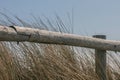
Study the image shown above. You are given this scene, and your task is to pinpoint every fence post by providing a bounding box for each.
[93,35,107,80]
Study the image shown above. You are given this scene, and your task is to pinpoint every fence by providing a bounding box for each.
[0,25,120,80]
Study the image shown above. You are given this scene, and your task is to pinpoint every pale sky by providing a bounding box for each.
[0,0,120,40]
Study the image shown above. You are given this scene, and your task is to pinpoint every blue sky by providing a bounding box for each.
[0,0,120,40]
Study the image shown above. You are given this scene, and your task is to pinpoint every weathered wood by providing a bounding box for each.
[0,25,120,52]
[93,35,107,80]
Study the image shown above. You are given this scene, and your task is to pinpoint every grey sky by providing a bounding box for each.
[0,0,120,40]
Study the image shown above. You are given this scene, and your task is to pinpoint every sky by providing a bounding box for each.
[0,0,120,40]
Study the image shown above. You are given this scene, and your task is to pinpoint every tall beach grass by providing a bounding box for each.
[0,13,120,80]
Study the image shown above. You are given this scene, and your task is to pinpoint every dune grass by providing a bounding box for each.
[0,13,120,80]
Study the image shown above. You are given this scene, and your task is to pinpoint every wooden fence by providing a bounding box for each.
[0,25,120,80]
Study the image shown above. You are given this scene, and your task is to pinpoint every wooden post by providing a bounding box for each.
[93,35,107,80]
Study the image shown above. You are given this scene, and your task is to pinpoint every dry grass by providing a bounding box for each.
[0,42,99,80]
[0,13,120,80]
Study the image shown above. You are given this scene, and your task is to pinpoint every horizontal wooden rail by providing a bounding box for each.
[0,25,120,52]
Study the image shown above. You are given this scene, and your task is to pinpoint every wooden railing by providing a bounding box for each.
[0,25,120,80]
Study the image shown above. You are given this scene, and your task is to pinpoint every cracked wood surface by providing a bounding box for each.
[0,25,120,52]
